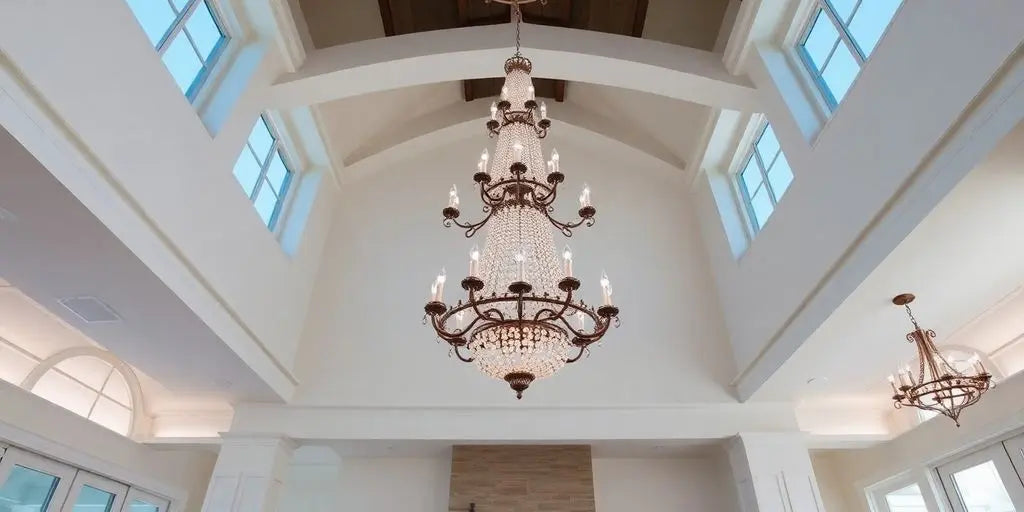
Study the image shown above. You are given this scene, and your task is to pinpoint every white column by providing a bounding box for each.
[202,436,296,512]
[727,432,826,512]
[279,446,341,512]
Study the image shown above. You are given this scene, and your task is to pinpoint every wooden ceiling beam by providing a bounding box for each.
[378,0,396,36]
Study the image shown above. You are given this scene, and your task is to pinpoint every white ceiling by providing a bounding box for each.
[0,127,276,404]
[317,80,709,174]
[756,121,1024,403]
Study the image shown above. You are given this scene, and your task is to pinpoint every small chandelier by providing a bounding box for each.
[422,3,620,399]
[886,293,991,426]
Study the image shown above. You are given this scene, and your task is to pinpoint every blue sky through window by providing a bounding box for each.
[233,117,294,229]
[799,0,902,108]
[125,0,227,100]
[738,123,794,232]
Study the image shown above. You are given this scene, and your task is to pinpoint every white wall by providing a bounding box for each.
[291,122,736,406]
[0,381,216,511]
[696,0,1024,395]
[335,457,452,512]
[593,456,740,512]
[0,0,336,395]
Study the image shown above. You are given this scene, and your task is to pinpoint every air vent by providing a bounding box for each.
[58,296,122,323]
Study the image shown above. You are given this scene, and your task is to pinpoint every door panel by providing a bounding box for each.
[61,471,127,512]
[121,488,170,512]
[0,447,75,512]
[938,444,1024,512]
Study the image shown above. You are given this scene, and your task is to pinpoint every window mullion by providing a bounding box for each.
[829,0,868,63]
[753,150,778,207]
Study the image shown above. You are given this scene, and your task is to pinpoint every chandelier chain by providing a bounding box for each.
[513,2,522,56]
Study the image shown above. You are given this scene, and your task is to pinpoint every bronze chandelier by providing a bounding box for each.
[423,4,620,399]
[887,293,991,426]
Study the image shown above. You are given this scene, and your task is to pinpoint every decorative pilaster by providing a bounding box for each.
[727,432,826,512]
[201,436,296,512]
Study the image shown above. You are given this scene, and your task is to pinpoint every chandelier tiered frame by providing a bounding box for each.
[422,46,620,398]
[887,293,992,427]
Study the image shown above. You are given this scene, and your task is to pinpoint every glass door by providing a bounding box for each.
[120,489,170,512]
[937,444,1024,512]
[0,447,75,512]
[61,471,127,512]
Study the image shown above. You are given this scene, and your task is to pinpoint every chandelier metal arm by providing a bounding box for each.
[565,346,587,364]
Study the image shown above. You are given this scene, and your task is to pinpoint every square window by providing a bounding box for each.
[798,0,902,110]
[801,9,840,72]
[766,152,794,199]
[826,0,857,24]
[848,0,902,57]
[160,31,203,94]
[750,187,774,229]
[248,118,275,164]
[126,0,176,47]
[821,41,861,104]
[254,183,280,226]
[740,156,763,193]
[185,1,224,62]
[755,125,781,165]
[266,151,290,194]
[233,150,262,197]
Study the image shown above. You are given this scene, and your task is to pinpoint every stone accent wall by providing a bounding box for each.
[449,445,596,512]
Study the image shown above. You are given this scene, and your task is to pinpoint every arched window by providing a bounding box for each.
[21,348,146,438]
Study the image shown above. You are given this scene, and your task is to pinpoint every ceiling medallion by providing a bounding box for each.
[886,293,991,426]
[422,3,620,399]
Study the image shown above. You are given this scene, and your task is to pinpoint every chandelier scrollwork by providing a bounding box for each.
[886,293,992,426]
[422,2,620,399]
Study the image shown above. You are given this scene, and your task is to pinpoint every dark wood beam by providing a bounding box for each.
[463,79,475,102]
[631,0,649,38]
[378,0,396,36]
[553,79,566,102]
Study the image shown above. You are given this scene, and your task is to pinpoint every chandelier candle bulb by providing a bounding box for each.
[562,245,573,277]
[600,271,612,306]
[551,149,559,170]
[577,310,585,330]
[527,85,535,100]
[540,102,548,120]
[512,141,524,163]
[469,245,481,276]
[579,184,592,208]
[501,86,509,100]
[887,374,898,393]
[481,148,489,163]
[490,102,498,121]
[449,185,459,208]
[514,250,526,282]
[547,160,554,174]
[435,268,447,302]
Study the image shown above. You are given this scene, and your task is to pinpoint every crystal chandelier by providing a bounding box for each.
[422,3,620,399]
[886,294,991,426]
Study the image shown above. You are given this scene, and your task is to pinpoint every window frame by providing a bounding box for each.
[796,0,903,111]
[236,114,297,231]
[148,0,230,101]
[868,472,942,512]
[735,121,789,233]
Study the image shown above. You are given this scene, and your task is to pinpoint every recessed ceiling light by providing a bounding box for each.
[58,296,121,323]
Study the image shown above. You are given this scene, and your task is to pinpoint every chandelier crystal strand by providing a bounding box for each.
[886,293,991,426]
[423,3,619,398]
